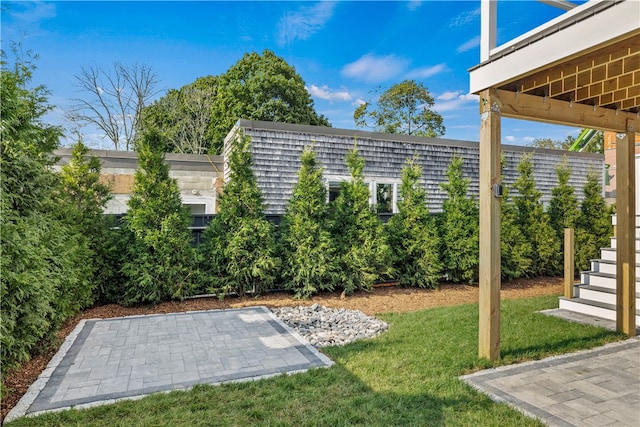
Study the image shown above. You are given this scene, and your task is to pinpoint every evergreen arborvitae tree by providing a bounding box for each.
[386,157,441,287]
[500,155,532,280]
[329,146,391,294]
[1,51,97,373]
[575,170,613,272]
[56,140,113,308]
[279,146,337,298]
[200,131,279,296]
[548,157,579,240]
[122,130,196,305]
[547,158,580,276]
[439,156,478,283]
[512,154,560,276]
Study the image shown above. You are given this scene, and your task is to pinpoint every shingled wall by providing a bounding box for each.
[225,120,604,215]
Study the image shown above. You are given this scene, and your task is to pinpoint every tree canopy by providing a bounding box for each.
[354,79,445,137]
[141,76,217,154]
[143,50,330,154]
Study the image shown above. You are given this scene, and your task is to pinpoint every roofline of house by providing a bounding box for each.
[235,119,604,159]
[54,148,225,172]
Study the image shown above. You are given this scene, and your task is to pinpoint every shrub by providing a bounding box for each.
[329,146,391,294]
[55,140,113,307]
[512,154,560,276]
[500,155,532,280]
[439,155,478,283]
[199,130,279,296]
[0,50,86,374]
[121,130,196,305]
[387,157,441,287]
[548,157,579,240]
[279,146,337,299]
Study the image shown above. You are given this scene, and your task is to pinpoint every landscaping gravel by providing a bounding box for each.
[271,303,389,347]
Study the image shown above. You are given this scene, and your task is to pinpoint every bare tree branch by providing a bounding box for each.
[67,62,159,150]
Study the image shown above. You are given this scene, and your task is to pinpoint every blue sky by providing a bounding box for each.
[2,1,586,148]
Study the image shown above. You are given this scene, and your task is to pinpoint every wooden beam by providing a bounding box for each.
[564,228,575,299]
[616,123,637,336]
[478,89,502,361]
[496,89,640,132]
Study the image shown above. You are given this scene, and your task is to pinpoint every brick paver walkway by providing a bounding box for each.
[6,306,332,422]
[462,336,640,426]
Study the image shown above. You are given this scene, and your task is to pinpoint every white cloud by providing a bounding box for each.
[434,91,478,112]
[277,2,336,46]
[342,54,408,83]
[505,136,517,142]
[437,91,462,101]
[354,98,367,106]
[457,36,480,53]
[407,1,422,11]
[306,84,352,102]
[523,136,536,143]
[449,7,481,27]
[405,63,447,79]
[11,1,56,23]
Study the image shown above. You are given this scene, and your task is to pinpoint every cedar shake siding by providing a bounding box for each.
[227,120,604,216]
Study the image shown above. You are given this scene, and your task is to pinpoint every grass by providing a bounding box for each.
[7,295,625,426]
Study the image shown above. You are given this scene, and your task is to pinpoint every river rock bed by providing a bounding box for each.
[271,303,389,347]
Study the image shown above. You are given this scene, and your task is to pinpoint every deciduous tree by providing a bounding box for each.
[141,76,217,154]
[354,79,444,137]
[209,50,330,153]
[68,62,159,151]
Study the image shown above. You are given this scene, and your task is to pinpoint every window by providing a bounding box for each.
[376,183,393,213]
[328,181,342,202]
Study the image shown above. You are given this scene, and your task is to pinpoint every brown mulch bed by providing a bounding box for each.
[0,276,562,421]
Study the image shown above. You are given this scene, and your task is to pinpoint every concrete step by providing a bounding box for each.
[591,259,640,276]
[610,237,640,250]
[574,284,640,306]
[559,297,640,324]
[580,271,640,290]
[600,248,640,263]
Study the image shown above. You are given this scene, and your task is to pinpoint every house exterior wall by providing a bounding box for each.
[54,148,224,215]
[227,120,605,215]
[602,131,640,202]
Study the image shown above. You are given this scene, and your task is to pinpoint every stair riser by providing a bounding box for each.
[593,262,640,276]
[580,274,639,290]
[610,214,640,227]
[600,250,640,263]
[559,298,640,324]
[610,238,640,250]
[576,288,640,306]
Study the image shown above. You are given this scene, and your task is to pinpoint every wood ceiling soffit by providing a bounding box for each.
[500,35,640,114]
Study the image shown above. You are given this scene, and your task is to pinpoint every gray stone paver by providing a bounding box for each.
[5,306,333,423]
[462,311,640,427]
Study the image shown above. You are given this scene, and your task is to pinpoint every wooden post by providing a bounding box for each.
[480,0,497,62]
[564,228,574,299]
[615,124,636,336]
[478,89,502,360]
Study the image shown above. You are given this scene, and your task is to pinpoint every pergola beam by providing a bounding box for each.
[496,89,640,132]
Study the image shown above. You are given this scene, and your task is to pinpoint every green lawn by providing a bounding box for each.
[7,295,625,426]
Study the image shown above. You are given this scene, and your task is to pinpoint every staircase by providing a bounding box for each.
[559,215,640,324]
